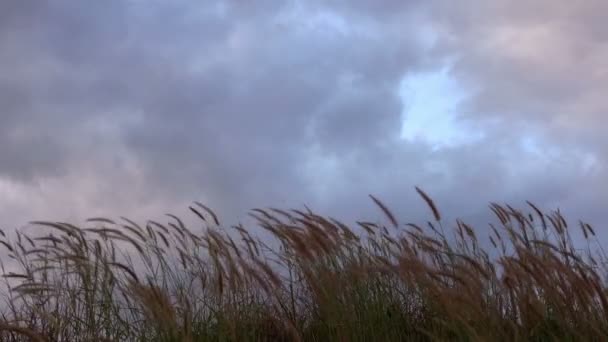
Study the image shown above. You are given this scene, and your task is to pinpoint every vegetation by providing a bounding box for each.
[0,187,606,341]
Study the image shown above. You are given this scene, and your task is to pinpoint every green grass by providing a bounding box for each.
[0,188,606,341]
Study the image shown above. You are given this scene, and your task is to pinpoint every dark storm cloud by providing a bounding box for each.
[108,1,434,220]
[0,0,606,236]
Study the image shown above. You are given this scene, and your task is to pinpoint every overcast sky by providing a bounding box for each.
[1,1,606,234]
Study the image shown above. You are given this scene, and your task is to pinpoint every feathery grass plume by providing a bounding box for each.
[0,322,48,342]
[415,186,441,221]
[193,201,220,226]
[0,192,607,340]
[369,194,399,228]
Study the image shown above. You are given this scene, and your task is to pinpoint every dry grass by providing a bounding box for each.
[0,188,605,341]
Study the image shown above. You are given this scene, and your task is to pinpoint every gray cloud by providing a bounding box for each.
[0,1,605,239]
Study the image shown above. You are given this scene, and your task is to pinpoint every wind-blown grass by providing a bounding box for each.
[0,189,606,341]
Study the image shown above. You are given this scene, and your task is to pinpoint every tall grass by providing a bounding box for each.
[0,188,606,341]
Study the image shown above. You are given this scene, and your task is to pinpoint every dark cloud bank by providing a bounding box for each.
[0,1,606,238]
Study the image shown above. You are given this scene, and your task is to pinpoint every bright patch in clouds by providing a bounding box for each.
[400,66,482,150]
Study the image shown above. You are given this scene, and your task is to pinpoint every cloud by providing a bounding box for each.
[0,0,605,238]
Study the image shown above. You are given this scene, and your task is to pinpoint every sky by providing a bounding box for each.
[0,1,607,236]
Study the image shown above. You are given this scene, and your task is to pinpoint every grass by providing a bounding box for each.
[0,187,606,341]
